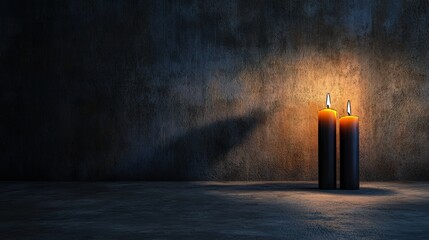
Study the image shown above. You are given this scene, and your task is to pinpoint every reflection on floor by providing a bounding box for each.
[1,182,428,239]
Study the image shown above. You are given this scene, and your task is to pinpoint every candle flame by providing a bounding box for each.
[347,100,351,116]
[326,93,331,108]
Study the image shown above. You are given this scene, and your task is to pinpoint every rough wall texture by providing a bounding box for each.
[0,0,428,180]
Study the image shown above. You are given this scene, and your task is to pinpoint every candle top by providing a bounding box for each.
[319,108,337,113]
[340,116,359,128]
[340,116,359,122]
[340,115,359,120]
[319,108,337,117]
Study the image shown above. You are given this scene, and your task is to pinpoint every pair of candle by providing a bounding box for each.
[318,93,359,190]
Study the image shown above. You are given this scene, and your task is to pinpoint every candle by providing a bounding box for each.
[318,93,337,189]
[340,100,359,190]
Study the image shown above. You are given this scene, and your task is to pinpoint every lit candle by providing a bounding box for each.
[318,93,337,189]
[340,100,359,190]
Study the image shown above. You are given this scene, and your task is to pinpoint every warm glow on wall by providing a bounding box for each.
[216,48,368,180]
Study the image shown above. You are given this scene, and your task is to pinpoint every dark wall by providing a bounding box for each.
[1,0,428,180]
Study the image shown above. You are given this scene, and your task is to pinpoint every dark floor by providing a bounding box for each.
[1,182,428,239]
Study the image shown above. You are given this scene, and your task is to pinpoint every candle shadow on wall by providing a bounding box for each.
[128,108,271,180]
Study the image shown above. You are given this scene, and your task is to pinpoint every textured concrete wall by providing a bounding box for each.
[1,0,428,180]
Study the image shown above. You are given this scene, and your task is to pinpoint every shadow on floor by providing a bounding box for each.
[203,182,396,196]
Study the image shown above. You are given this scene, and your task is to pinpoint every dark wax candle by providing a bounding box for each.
[318,93,337,189]
[340,100,359,190]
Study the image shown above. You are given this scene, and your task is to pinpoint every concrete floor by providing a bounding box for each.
[0,182,428,239]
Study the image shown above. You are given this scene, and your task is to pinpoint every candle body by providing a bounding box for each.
[318,109,337,189]
[340,116,359,190]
